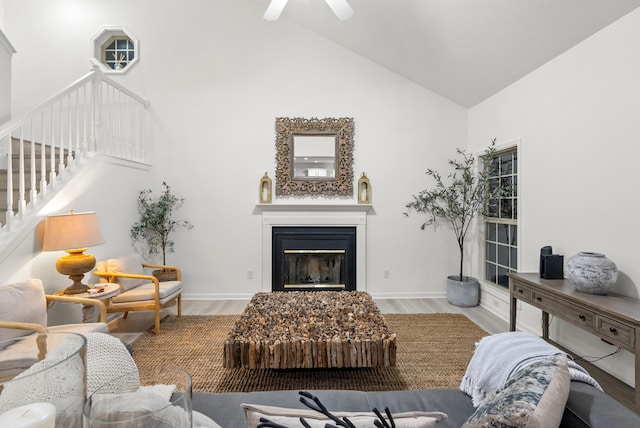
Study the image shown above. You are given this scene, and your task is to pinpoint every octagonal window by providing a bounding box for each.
[92,26,138,73]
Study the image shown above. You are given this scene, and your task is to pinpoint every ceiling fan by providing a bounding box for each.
[264,0,354,21]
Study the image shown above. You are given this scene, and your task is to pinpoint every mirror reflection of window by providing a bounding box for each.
[292,135,336,178]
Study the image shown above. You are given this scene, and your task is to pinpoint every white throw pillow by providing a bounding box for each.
[0,279,48,343]
[242,403,447,428]
[85,333,140,396]
[106,254,146,291]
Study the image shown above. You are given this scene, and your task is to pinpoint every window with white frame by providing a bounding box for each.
[485,148,518,288]
[102,36,135,71]
[91,26,139,73]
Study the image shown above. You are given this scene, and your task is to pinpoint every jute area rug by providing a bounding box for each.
[131,313,488,393]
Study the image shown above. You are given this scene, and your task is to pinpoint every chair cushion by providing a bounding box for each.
[111,281,182,304]
[0,279,48,343]
[106,254,146,291]
[48,323,109,336]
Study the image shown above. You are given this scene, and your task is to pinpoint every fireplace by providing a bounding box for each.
[272,226,356,292]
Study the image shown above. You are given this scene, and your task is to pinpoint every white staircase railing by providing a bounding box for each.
[0,66,149,231]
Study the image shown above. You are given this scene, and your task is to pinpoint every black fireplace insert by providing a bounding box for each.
[272,226,356,292]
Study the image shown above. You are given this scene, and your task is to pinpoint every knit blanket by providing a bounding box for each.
[460,331,603,407]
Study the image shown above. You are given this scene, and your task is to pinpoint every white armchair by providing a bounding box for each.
[0,278,108,340]
[93,253,182,334]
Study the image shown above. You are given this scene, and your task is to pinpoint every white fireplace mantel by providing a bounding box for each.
[258,203,371,292]
[256,203,373,213]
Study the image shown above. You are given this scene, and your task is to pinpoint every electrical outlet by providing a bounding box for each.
[247,270,254,280]
[384,269,390,279]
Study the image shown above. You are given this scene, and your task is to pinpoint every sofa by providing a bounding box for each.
[192,382,640,427]
[190,334,640,427]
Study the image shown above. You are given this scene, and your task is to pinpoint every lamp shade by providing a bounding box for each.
[42,211,104,251]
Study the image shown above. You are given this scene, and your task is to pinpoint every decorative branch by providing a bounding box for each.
[257,391,396,428]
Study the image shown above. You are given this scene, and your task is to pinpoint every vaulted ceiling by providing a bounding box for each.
[271,0,640,107]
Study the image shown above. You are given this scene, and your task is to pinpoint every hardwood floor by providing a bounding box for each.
[109,297,509,344]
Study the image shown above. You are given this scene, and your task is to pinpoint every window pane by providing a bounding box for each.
[485,263,497,283]
[511,247,518,269]
[486,242,496,262]
[501,176,513,196]
[498,245,509,266]
[501,199,512,218]
[489,158,499,176]
[497,224,508,244]
[510,225,517,245]
[488,178,498,193]
[487,200,498,217]
[513,199,518,219]
[500,153,512,175]
[513,152,518,173]
[117,39,128,49]
[487,223,496,241]
[497,266,509,287]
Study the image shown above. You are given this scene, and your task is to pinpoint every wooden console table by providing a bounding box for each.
[509,272,640,411]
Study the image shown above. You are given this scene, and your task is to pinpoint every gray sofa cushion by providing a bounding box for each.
[192,382,640,428]
[193,389,474,428]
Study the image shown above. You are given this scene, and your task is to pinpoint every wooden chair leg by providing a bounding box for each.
[154,307,160,335]
[123,311,129,319]
[177,294,182,317]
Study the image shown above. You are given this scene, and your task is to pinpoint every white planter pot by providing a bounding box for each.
[447,275,479,307]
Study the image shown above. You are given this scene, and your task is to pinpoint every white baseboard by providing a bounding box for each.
[182,291,447,301]
[182,293,254,300]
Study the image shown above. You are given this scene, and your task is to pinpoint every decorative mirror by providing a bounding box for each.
[275,117,354,196]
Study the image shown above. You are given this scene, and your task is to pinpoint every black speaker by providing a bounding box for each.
[540,254,564,279]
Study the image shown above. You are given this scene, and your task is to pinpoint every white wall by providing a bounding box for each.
[0,27,13,123]
[0,156,152,324]
[469,8,640,386]
[3,0,467,300]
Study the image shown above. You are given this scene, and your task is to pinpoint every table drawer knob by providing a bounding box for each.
[518,289,524,294]
[578,314,586,321]
[536,296,543,302]
[609,327,618,334]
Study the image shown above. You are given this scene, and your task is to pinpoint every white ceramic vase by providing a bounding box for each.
[566,252,617,295]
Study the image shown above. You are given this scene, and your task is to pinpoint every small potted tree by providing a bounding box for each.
[404,140,500,306]
[130,182,193,281]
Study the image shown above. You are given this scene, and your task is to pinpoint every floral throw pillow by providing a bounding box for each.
[462,354,570,428]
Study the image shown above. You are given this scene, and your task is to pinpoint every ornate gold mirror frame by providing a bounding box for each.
[275,117,354,197]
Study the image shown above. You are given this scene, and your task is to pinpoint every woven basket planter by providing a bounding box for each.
[153,269,178,282]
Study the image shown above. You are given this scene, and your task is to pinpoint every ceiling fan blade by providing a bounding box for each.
[264,0,288,21]
[324,0,354,20]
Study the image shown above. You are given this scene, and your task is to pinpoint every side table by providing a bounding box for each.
[54,283,120,323]
[509,272,640,412]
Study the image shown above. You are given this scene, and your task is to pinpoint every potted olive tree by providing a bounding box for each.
[130,182,193,281]
[404,140,500,307]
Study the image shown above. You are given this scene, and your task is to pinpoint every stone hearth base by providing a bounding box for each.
[223,291,396,369]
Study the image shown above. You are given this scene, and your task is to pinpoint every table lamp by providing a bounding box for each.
[42,211,105,294]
